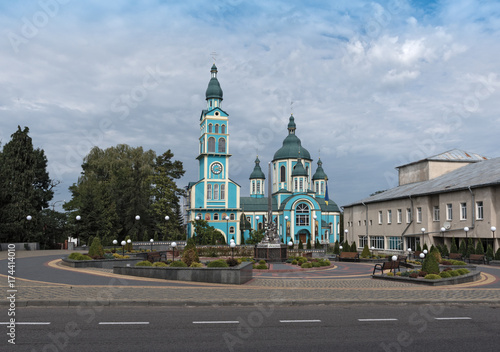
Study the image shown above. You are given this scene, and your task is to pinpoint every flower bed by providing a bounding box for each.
[372,267,481,286]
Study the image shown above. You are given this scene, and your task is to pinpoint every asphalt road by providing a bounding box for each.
[2,305,499,352]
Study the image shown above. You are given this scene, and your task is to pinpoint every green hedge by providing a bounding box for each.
[135,261,153,266]
[207,259,229,268]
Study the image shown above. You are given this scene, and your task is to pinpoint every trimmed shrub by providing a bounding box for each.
[351,241,357,252]
[255,264,268,269]
[416,242,422,252]
[418,271,428,277]
[441,244,449,257]
[259,260,266,265]
[170,261,188,267]
[207,259,229,268]
[88,237,104,258]
[450,260,466,266]
[306,239,312,249]
[190,262,204,268]
[466,238,475,258]
[424,274,441,280]
[386,272,394,277]
[182,248,200,267]
[68,253,83,260]
[135,261,153,267]
[396,272,402,276]
[301,262,313,269]
[439,271,451,278]
[226,258,239,267]
[457,268,470,275]
[311,261,321,268]
[422,252,440,274]
[292,260,298,265]
[298,258,307,265]
[409,272,419,278]
[448,270,459,277]
[361,244,371,258]
[321,260,331,266]
[430,247,442,262]
[153,262,168,267]
[476,240,485,255]
[298,240,304,249]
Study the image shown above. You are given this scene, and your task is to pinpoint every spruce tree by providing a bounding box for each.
[333,240,340,254]
[466,238,475,258]
[88,237,104,258]
[475,240,485,255]
[450,237,458,253]
[306,238,312,249]
[361,244,371,258]
[422,251,439,274]
[495,248,500,260]
[298,239,304,249]
[486,244,494,259]
[351,241,358,252]
[459,239,467,256]
[416,242,422,252]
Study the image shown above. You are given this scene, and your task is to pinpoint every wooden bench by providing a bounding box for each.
[449,253,463,260]
[468,254,488,265]
[338,252,359,262]
[146,251,168,263]
[373,260,401,275]
[397,255,407,263]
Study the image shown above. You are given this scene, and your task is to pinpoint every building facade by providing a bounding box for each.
[186,65,340,245]
[343,150,500,253]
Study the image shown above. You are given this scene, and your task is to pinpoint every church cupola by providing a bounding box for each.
[312,158,328,197]
[206,64,223,110]
[292,156,308,193]
[250,156,265,198]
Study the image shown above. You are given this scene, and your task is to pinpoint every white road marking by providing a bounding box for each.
[434,317,472,320]
[193,321,240,324]
[0,322,51,325]
[358,319,398,322]
[99,322,150,325]
[280,320,321,323]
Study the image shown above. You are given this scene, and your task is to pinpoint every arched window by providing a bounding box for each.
[221,125,226,134]
[256,181,260,194]
[221,184,225,199]
[208,137,215,152]
[295,203,310,226]
[321,182,324,194]
[315,182,319,193]
[214,184,219,200]
[215,124,219,133]
[280,165,286,182]
[218,138,226,153]
[230,213,235,220]
[299,178,303,192]
[229,226,235,234]
[207,184,212,200]
[208,124,213,133]
[213,213,219,221]
[252,181,255,194]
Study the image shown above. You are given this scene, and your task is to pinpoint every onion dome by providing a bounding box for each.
[292,158,308,177]
[273,115,311,161]
[312,158,328,180]
[205,64,223,100]
[249,157,266,179]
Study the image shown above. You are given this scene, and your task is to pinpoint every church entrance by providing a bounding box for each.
[297,229,310,244]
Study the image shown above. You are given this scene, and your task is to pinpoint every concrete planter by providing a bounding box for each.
[372,271,481,286]
[61,257,143,269]
[113,262,253,285]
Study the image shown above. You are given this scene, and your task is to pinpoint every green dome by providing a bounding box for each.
[250,157,265,179]
[205,64,223,100]
[292,159,308,177]
[312,158,328,180]
[273,116,311,161]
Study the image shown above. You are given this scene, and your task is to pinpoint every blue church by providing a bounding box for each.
[186,65,340,245]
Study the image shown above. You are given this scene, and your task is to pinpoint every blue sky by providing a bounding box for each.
[1,0,500,212]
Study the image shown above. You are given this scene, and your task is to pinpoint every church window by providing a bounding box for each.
[218,138,226,153]
[315,182,319,193]
[299,178,303,192]
[207,184,212,200]
[321,182,324,194]
[208,124,213,133]
[296,203,310,226]
[200,141,202,154]
[214,184,219,200]
[294,178,298,191]
[252,181,255,194]
[213,213,219,221]
[280,166,286,182]
[230,213,235,220]
[229,226,235,234]
[208,137,215,152]
[215,124,219,133]
[256,181,261,194]
[221,184,225,199]
[221,125,226,134]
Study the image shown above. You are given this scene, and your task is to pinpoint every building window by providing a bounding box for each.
[417,207,422,223]
[358,220,361,226]
[215,124,219,133]
[218,138,226,153]
[476,201,484,220]
[230,213,235,220]
[406,208,411,223]
[447,204,453,220]
[433,206,440,222]
[359,236,368,248]
[208,137,215,152]
[295,203,310,226]
[294,178,298,191]
[370,236,384,249]
[387,210,392,224]
[256,181,260,194]
[397,209,402,224]
[214,184,219,200]
[280,166,286,182]
[378,211,383,224]
[220,184,225,199]
[221,125,226,134]
[370,220,373,226]
[207,184,212,200]
[213,213,219,221]
[208,124,213,133]
[315,182,319,193]
[299,178,303,192]
[252,181,255,194]
[389,236,402,250]
[460,203,467,220]
[229,226,235,234]
[321,182,324,194]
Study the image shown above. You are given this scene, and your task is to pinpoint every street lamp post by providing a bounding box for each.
[256,216,260,231]
[164,215,169,241]
[371,246,375,258]
[491,226,496,252]
[121,240,126,256]
[112,239,117,253]
[225,216,230,242]
[440,227,446,246]
[407,247,412,260]
[313,214,317,245]
[421,227,425,249]
[171,242,177,261]
[230,240,236,259]
[150,238,154,252]
[464,226,469,240]
[344,229,348,244]
[391,255,398,275]
[75,215,81,247]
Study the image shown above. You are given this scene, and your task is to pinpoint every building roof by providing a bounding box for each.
[397,149,488,168]
[273,115,311,161]
[346,157,500,207]
[205,65,223,100]
[312,158,328,180]
[241,197,279,212]
[292,159,308,176]
[249,157,265,179]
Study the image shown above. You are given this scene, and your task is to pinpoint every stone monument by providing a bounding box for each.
[254,163,288,262]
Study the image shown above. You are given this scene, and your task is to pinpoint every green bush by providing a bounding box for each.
[301,262,313,268]
[207,259,229,268]
[291,260,298,265]
[190,262,204,268]
[422,252,440,274]
[424,274,441,280]
[153,262,168,267]
[104,253,114,260]
[409,272,419,278]
[170,261,188,267]
[361,244,371,258]
[450,260,466,266]
[88,237,104,258]
[321,260,331,266]
[255,264,268,269]
[311,261,321,268]
[448,270,459,277]
[68,253,83,260]
[386,272,394,277]
[135,261,153,266]
[182,248,200,267]
[457,268,470,275]
[226,258,239,267]
[496,248,500,260]
[259,260,266,265]
[298,258,307,265]
[439,271,451,278]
